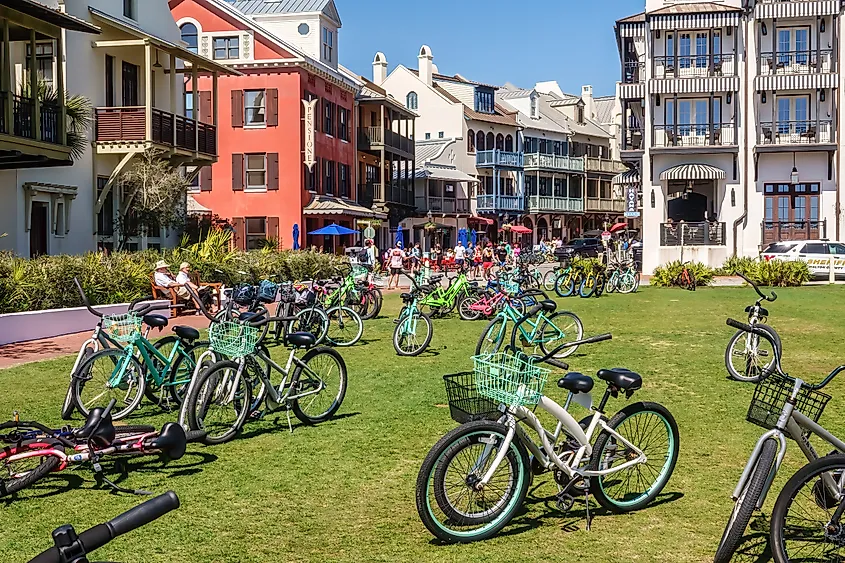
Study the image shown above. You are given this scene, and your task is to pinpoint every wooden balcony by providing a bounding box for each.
[476,149,524,169]
[524,153,584,172]
[415,196,470,214]
[357,182,414,207]
[357,126,414,155]
[527,196,584,213]
[762,220,826,245]
[585,157,628,174]
[95,106,217,157]
[476,194,524,213]
[586,198,625,213]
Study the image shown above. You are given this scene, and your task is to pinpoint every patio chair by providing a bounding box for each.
[762,127,773,144]
[665,129,678,147]
[800,126,816,142]
[149,273,188,317]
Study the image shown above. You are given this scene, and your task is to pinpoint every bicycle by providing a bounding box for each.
[604,260,640,295]
[183,298,347,445]
[713,319,845,563]
[675,261,696,291]
[415,300,680,543]
[458,282,526,321]
[578,260,607,299]
[554,261,586,298]
[27,491,180,563]
[69,279,208,420]
[312,278,365,347]
[393,273,434,357]
[419,267,477,317]
[724,272,781,383]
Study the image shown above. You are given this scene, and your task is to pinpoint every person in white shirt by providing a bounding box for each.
[453,241,467,272]
[177,262,211,309]
[153,260,195,309]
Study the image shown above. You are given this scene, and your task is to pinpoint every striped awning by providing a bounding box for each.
[660,163,725,181]
[755,73,839,92]
[618,82,645,100]
[650,11,741,30]
[613,169,641,185]
[755,0,840,19]
[649,76,739,94]
[617,22,645,37]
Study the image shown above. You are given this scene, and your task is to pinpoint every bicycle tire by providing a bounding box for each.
[605,273,618,294]
[168,340,212,405]
[0,440,63,497]
[458,296,482,321]
[113,424,157,436]
[72,348,146,421]
[325,306,363,347]
[291,347,348,424]
[147,336,182,407]
[476,316,507,356]
[392,311,433,357]
[594,273,606,298]
[542,270,559,292]
[714,438,778,563]
[578,275,596,298]
[293,307,329,345]
[62,345,94,420]
[185,359,252,445]
[555,274,576,298]
[537,312,584,359]
[724,324,782,383]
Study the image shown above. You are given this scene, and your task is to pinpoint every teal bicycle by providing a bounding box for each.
[393,273,434,356]
[475,296,583,359]
[70,280,209,420]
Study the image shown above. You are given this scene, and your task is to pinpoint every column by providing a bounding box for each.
[30,29,40,140]
[169,52,177,146]
[144,42,153,141]
[56,29,66,145]
[192,64,199,151]
[2,19,9,133]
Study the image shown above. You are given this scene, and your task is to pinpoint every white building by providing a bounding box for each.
[0,0,230,257]
[616,0,845,273]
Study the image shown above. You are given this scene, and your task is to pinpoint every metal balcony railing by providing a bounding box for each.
[476,194,524,212]
[661,221,726,246]
[523,153,584,172]
[527,196,584,213]
[760,50,834,75]
[653,53,737,78]
[623,126,645,151]
[623,60,645,83]
[476,149,524,168]
[653,123,737,147]
[759,120,833,145]
[415,196,471,214]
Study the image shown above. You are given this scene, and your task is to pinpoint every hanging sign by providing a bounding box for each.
[363,226,376,239]
[625,184,640,218]
[302,98,318,171]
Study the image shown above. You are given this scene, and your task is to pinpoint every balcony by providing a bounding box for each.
[357,182,414,207]
[653,123,737,148]
[758,120,833,146]
[476,149,524,169]
[0,92,64,147]
[586,157,628,174]
[660,222,726,246]
[527,196,584,213]
[415,196,471,214]
[623,60,645,83]
[653,54,737,78]
[760,50,834,75]
[586,198,625,213]
[357,126,414,155]
[622,126,645,151]
[476,194,524,213]
[523,153,584,172]
[95,107,217,156]
[762,220,826,245]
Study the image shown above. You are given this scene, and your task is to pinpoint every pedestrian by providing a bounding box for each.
[410,242,422,274]
[176,262,212,310]
[365,239,379,272]
[513,242,521,260]
[432,243,442,272]
[482,243,495,279]
[454,240,467,273]
[495,241,508,269]
[472,244,483,280]
[387,242,405,290]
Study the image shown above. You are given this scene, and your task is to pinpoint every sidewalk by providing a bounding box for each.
[0,315,212,370]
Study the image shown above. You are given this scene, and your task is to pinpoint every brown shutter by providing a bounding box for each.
[199,91,212,124]
[233,217,246,251]
[231,90,244,127]
[268,153,279,190]
[200,166,212,192]
[232,154,244,191]
[266,88,278,127]
[267,217,279,245]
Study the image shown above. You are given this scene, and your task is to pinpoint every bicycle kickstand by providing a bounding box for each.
[92,461,153,496]
[285,405,294,434]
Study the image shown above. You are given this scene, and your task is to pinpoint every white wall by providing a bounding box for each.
[252,13,338,68]
[381,66,464,140]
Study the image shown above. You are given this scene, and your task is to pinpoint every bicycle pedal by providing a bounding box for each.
[556,493,575,513]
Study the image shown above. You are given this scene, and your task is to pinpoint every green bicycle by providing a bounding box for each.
[419,267,477,317]
[70,280,208,420]
[324,265,383,321]
[605,262,640,294]
[476,297,583,359]
[393,273,434,356]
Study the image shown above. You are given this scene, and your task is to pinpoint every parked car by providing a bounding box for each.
[555,238,604,260]
[761,240,845,278]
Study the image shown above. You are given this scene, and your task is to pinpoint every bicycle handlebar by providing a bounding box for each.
[28,492,180,563]
[73,278,103,318]
[532,333,613,366]
[184,285,218,322]
[734,271,777,302]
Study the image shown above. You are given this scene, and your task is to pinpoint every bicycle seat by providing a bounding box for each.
[597,368,642,392]
[745,305,769,316]
[285,331,316,349]
[540,300,557,313]
[558,372,594,394]
[148,422,187,460]
[400,292,412,301]
[143,314,168,329]
[173,325,200,342]
[239,311,264,322]
[73,407,116,447]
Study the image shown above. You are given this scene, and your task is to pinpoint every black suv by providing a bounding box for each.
[555,238,603,260]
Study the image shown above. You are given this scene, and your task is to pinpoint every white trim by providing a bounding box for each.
[755,0,841,19]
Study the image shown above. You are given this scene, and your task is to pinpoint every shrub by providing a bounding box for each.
[715,256,810,287]
[651,260,715,288]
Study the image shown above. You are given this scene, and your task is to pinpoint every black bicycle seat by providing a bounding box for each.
[558,372,594,394]
[285,332,316,349]
[148,422,187,460]
[73,407,116,447]
[173,325,200,342]
[143,314,168,329]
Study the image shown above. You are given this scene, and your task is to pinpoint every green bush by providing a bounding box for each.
[715,256,810,287]
[651,260,715,288]
[0,234,348,314]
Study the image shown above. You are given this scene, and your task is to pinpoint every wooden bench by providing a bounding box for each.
[149,273,191,317]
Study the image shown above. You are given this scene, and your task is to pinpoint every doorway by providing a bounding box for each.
[122,62,139,106]
[30,202,48,257]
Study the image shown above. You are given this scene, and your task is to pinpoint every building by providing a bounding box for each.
[0,0,229,257]
[169,0,373,252]
[615,0,845,273]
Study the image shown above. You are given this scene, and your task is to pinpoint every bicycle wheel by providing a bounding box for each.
[590,402,680,513]
[542,270,559,292]
[537,312,584,359]
[185,359,252,445]
[770,454,845,563]
[594,273,606,298]
[325,306,363,347]
[605,272,618,294]
[291,347,348,424]
[147,336,183,407]
[713,438,778,563]
[168,340,212,405]
[72,349,145,421]
[459,296,482,321]
[62,345,95,420]
[393,310,433,356]
[578,275,596,298]
[617,271,638,294]
[555,274,575,298]
[476,316,507,356]
[725,324,781,383]
[293,307,329,345]
[415,420,530,543]
[0,440,63,497]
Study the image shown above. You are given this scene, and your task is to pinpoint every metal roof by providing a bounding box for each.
[593,96,615,126]
[7,0,100,33]
[415,140,452,163]
[224,0,341,25]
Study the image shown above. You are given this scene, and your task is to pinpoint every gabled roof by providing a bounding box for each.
[464,105,518,127]
[416,139,452,164]
[497,85,571,136]
[616,11,645,24]
[347,69,417,117]
[224,0,341,26]
[7,0,100,33]
[409,69,498,90]
[433,84,462,104]
[649,2,741,15]
[593,96,615,126]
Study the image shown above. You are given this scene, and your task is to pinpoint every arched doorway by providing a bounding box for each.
[537,217,549,243]
[521,217,534,249]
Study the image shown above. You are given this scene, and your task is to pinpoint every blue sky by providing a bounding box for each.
[340,0,644,98]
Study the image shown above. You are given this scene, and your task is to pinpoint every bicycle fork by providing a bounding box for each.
[732,429,788,509]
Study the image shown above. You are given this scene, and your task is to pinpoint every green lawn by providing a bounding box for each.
[3,286,845,562]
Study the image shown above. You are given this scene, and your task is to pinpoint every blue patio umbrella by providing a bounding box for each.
[308,223,358,236]
[458,228,468,246]
[470,229,477,245]
[292,224,300,250]
[394,228,405,248]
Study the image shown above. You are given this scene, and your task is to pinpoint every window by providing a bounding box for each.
[778,27,810,65]
[298,23,310,36]
[338,107,349,140]
[438,132,444,139]
[763,183,821,242]
[123,0,135,19]
[530,95,538,118]
[777,96,809,133]
[105,55,114,107]
[213,36,239,60]
[425,133,431,140]
[324,160,335,194]
[188,167,200,192]
[505,135,514,152]
[245,154,267,190]
[495,134,504,150]
[476,130,485,151]
[406,91,418,110]
[244,90,266,126]
[26,42,54,87]
[678,32,710,69]
[322,27,334,61]
[475,88,495,114]
[323,100,335,136]
[339,164,350,197]
[666,33,675,69]
[246,217,266,250]
[486,132,494,150]
[180,23,198,54]
[306,162,318,191]
[185,92,193,119]
[467,129,475,152]
[97,177,114,237]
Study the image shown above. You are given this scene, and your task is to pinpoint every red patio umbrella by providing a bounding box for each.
[609,222,628,234]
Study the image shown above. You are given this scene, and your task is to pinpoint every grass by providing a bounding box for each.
[3,285,845,562]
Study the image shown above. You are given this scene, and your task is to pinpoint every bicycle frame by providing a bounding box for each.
[421,275,469,308]
[6,430,159,471]
[106,336,188,390]
[399,297,421,336]
[492,305,559,346]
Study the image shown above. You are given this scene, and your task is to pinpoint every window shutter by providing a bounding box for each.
[233,217,246,250]
[267,217,279,244]
[200,166,212,192]
[268,153,279,190]
[199,91,212,124]
[231,90,244,127]
[266,88,278,127]
[232,154,244,191]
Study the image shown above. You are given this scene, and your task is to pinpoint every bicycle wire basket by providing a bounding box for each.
[351,264,370,279]
[209,321,259,358]
[472,352,550,407]
[501,280,520,294]
[102,312,143,343]
[443,371,500,424]
[747,374,831,435]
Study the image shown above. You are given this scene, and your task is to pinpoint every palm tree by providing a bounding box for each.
[21,80,92,160]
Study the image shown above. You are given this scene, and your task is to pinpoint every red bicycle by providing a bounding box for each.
[675,261,697,291]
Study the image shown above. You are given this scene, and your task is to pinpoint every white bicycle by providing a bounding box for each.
[415,300,680,543]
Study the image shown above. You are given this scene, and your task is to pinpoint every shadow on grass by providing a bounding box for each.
[237,411,361,440]
[106,450,220,481]
[2,474,85,504]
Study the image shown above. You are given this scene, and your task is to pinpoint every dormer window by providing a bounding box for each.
[474,87,495,114]
[577,105,585,124]
[530,94,538,119]
[322,28,334,62]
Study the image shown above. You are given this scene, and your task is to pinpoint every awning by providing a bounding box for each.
[303,195,387,220]
[659,163,725,181]
[468,216,494,225]
[407,165,479,183]
[186,195,211,215]
[613,169,641,185]
[6,0,100,33]
[505,225,532,234]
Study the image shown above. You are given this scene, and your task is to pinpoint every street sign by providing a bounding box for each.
[624,211,641,218]
[363,226,375,239]
[601,231,612,242]
[625,184,638,216]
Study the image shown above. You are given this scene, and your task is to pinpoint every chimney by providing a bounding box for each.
[373,52,387,85]
[418,45,433,86]
[581,85,594,121]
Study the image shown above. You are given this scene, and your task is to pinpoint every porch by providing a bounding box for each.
[660,163,728,247]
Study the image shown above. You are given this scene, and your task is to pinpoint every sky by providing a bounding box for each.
[339,0,644,98]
